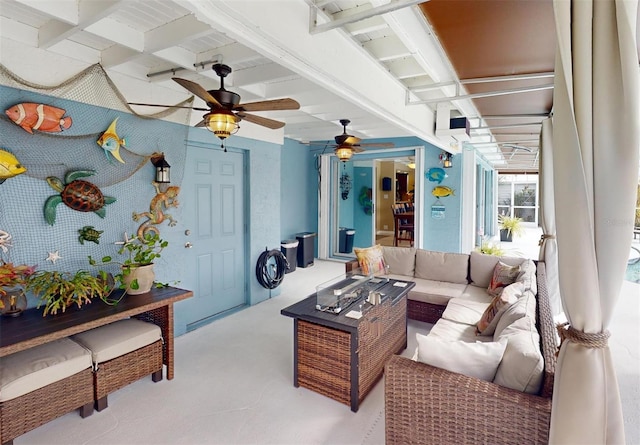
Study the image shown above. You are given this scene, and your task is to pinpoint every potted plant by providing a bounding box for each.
[89,232,168,295]
[0,261,36,316]
[498,214,524,242]
[476,238,505,256]
[25,269,112,316]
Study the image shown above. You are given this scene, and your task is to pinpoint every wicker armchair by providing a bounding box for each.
[384,262,557,445]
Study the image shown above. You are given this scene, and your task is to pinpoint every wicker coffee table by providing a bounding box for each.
[281,277,414,412]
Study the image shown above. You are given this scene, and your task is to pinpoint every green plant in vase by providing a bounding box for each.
[25,269,113,316]
[89,232,168,295]
[498,214,524,242]
[476,238,505,256]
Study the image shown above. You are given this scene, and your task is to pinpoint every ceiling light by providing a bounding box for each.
[204,110,239,150]
[335,146,354,162]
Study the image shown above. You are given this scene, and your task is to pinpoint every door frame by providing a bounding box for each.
[318,146,425,259]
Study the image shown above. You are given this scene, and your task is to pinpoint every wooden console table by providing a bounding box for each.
[0,286,192,380]
[281,278,414,411]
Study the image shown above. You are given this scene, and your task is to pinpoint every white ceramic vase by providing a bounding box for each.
[122,264,155,295]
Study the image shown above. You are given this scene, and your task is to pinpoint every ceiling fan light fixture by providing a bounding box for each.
[205,110,239,140]
[335,146,354,162]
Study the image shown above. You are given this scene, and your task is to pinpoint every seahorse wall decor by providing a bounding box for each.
[133,181,180,238]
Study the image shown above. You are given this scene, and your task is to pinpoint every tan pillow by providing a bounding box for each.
[414,333,507,382]
[494,290,536,338]
[476,282,524,335]
[354,245,386,275]
[517,259,537,295]
[381,246,416,276]
[415,250,469,284]
[487,261,521,296]
[470,251,524,288]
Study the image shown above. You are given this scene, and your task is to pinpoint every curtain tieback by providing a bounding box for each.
[539,234,556,246]
[556,322,610,350]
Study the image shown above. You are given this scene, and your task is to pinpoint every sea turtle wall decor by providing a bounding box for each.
[44,170,116,225]
[78,226,103,244]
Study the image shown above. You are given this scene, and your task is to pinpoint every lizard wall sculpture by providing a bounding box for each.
[133,181,180,239]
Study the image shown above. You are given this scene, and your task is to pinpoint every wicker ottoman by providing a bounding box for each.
[71,318,163,412]
[0,338,94,445]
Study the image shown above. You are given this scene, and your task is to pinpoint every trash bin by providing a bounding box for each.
[280,239,299,274]
[338,228,356,253]
[295,232,316,268]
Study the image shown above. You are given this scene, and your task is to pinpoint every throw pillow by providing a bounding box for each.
[476,282,524,335]
[414,333,507,382]
[353,245,386,276]
[487,261,520,296]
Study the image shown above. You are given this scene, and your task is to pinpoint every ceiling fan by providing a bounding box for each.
[306,119,394,161]
[128,63,300,150]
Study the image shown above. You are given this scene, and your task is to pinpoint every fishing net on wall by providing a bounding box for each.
[0,63,190,283]
[0,63,192,186]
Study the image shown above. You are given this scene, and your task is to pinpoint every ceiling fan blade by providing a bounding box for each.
[237,112,285,129]
[172,77,223,108]
[235,98,300,112]
[353,142,395,148]
[128,102,210,112]
[303,141,336,146]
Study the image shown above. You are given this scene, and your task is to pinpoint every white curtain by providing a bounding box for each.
[538,118,563,316]
[550,0,639,443]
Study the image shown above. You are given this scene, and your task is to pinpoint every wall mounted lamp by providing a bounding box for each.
[439,151,453,168]
[151,153,171,183]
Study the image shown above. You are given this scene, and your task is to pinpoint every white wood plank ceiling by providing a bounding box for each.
[0,0,535,170]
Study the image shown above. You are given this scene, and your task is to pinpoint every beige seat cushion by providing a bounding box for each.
[494,316,544,394]
[441,298,491,325]
[382,246,416,276]
[459,285,494,304]
[408,279,468,305]
[415,250,469,284]
[0,338,92,402]
[71,319,162,365]
[429,318,493,343]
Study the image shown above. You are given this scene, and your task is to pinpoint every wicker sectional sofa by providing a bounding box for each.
[346,246,557,445]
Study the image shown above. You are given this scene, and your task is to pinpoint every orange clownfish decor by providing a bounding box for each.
[5,103,72,134]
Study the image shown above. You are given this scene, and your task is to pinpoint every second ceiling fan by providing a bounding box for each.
[129,63,300,149]
[306,119,394,161]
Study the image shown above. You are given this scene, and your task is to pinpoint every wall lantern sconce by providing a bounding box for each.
[204,110,239,151]
[151,152,171,183]
[439,151,453,168]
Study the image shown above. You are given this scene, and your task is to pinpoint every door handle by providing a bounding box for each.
[184,242,193,248]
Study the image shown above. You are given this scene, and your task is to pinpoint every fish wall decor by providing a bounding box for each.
[432,185,455,198]
[426,167,448,184]
[0,149,27,184]
[97,118,126,164]
[5,103,72,134]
